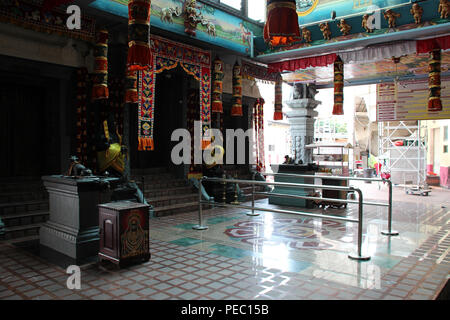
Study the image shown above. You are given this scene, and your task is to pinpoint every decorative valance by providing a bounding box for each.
[339,41,416,64]
[417,35,450,54]
[138,35,211,151]
[241,60,279,83]
[268,53,337,73]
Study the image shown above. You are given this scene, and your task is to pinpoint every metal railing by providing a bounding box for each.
[255,172,399,237]
[193,176,371,261]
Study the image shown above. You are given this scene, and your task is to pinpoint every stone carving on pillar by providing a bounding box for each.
[285,83,321,165]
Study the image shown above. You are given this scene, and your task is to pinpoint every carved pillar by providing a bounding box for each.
[285,84,321,164]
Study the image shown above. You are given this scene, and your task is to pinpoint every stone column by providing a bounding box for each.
[284,84,321,164]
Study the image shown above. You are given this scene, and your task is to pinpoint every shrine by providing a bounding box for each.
[0,0,449,304]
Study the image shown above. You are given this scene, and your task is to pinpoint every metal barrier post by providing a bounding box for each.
[348,188,371,261]
[381,179,399,236]
[193,177,208,230]
[246,175,259,216]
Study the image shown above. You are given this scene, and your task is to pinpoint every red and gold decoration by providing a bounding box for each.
[253,98,266,172]
[92,28,109,100]
[231,61,243,117]
[333,56,344,115]
[264,0,300,47]
[212,56,224,113]
[428,49,443,111]
[268,53,337,73]
[0,0,95,42]
[274,75,283,120]
[125,70,138,103]
[138,35,211,151]
[127,0,152,71]
[416,35,450,54]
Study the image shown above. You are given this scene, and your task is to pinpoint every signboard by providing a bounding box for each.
[296,0,411,25]
[376,77,450,121]
[89,0,256,55]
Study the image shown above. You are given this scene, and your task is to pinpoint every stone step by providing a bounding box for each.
[0,191,48,204]
[1,210,49,227]
[0,182,45,193]
[131,167,168,175]
[0,200,49,215]
[144,186,195,198]
[146,193,198,208]
[131,172,175,182]
[3,223,42,240]
[141,179,188,190]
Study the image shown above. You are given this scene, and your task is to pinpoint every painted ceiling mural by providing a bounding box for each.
[296,0,411,24]
[90,0,261,55]
[283,51,450,86]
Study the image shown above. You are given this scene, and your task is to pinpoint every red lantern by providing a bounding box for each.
[264,0,300,47]
[127,0,152,71]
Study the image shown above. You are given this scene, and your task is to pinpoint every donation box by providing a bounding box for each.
[98,201,150,267]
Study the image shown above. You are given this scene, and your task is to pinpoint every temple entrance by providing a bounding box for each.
[0,79,59,178]
[131,65,199,175]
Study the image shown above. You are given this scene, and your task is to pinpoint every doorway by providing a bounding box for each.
[0,83,45,178]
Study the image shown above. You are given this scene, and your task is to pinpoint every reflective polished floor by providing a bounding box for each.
[0,182,449,300]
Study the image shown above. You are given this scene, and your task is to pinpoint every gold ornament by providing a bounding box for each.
[337,19,351,36]
[319,22,332,40]
[439,0,449,19]
[410,3,423,24]
[383,9,401,28]
[302,27,312,43]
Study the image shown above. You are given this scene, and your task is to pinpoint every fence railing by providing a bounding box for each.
[194,176,371,261]
[254,172,399,237]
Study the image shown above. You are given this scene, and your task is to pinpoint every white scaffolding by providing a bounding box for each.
[378,121,427,187]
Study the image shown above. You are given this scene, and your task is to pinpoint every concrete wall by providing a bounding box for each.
[426,119,450,187]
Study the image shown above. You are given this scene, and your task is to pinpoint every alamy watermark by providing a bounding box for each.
[171,121,256,166]
[66,5,81,30]
[66,265,81,290]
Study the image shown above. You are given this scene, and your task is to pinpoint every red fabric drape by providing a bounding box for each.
[416,35,450,54]
[268,53,337,73]
[264,0,300,47]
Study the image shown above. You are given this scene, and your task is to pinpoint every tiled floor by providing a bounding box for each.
[0,182,449,300]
